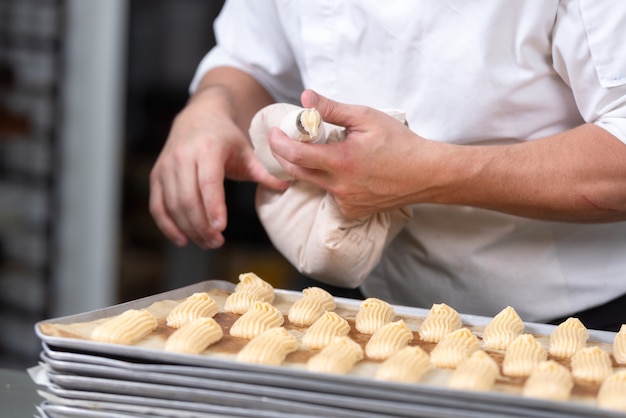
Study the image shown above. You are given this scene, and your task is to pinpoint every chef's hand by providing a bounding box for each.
[268,90,433,218]
[271,90,626,223]
[149,80,288,249]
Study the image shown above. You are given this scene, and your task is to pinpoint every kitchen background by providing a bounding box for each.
[0,0,337,370]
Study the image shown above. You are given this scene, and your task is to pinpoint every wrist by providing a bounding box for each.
[189,67,274,132]
[414,140,490,206]
[188,84,236,120]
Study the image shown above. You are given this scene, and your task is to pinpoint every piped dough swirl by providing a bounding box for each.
[570,346,613,385]
[365,319,414,360]
[419,303,462,343]
[613,324,626,365]
[302,311,350,349]
[375,346,431,383]
[224,272,275,314]
[307,336,364,374]
[598,370,626,412]
[355,298,395,335]
[91,309,157,345]
[502,334,547,378]
[165,317,223,354]
[229,301,284,339]
[448,350,499,392]
[236,327,298,366]
[166,292,218,329]
[288,287,336,326]
[523,360,573,401]
[549,317,588,359]
[481,306,524,350]
[430,328,480,369]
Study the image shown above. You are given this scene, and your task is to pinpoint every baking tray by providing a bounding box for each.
[44,372,418,418]
[39,346,505,412]
[38,347,601,418]
[39,347,622,418]
[38,403,144,418]
[39,353,534,418]
[38,385,320,418]
[38,401,194,418]
[34,280,624,418]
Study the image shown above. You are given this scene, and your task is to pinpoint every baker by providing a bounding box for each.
[149,1,626,331]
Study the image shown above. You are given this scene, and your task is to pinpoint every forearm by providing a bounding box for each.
[190,66,275,135]
[426,123,626,222]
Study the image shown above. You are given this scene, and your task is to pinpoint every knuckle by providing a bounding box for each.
[171,148,189,165]
[286,163,298,180]
[178,195,197,212]
[336,201,355,218]
[354,105,372,120]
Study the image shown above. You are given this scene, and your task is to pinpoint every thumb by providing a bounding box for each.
[300,89,358,128]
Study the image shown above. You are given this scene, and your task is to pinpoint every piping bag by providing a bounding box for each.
[250,103,412,288]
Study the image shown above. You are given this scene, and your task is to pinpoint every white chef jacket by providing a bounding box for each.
[191,0,626,322]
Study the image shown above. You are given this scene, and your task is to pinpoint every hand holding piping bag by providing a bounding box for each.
[268,89,425,219]
[250,90,412,287]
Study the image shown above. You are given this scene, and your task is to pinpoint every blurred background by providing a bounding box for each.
[0,0,313,370]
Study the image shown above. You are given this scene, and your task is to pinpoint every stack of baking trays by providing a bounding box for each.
[31,277,626,418]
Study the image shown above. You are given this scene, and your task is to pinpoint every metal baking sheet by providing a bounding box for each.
[44,372,405,418]
[40,347,622,418]
[34,280,623,418]
[40,351,528,418]
[40,346,494,412]
[39,386,310,418]
[39,401,179,418]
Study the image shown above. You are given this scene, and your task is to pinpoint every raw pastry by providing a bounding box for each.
[375,346,431,383]
[448,350,499,391]
[236,327,298,366]
[502,334,547,378]
[223,291,263,315]
[307,336,364,374]
[365,319,414,360]
[523,360,573,402]
[613,324,626,365]
[481,306,524,350]
[164,317,223,354]
[570,346,613,385]
[166,292,218,329]
[549,317,588,359]
[430,328,480,369]
[419,303,462,343]
[234,272,275,303]
[91,309,157,345]
[301,311,350,350]
[287,287,336,326]
[355,298,395,335]
[598,370,626,412]
[224,272,275,314]
[229,301,284,339]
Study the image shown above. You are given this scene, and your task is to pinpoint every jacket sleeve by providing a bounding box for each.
[189,0,303,104]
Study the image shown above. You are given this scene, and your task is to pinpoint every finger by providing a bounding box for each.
[301,89,361,129]
[271,150,329,186]
[174,157,214,249]
[197,152,227,249]
[268,126,313,171]
[268,128,332,186]
[156,155,207,249]
[149,176,188,247]
[243,147,290,191]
